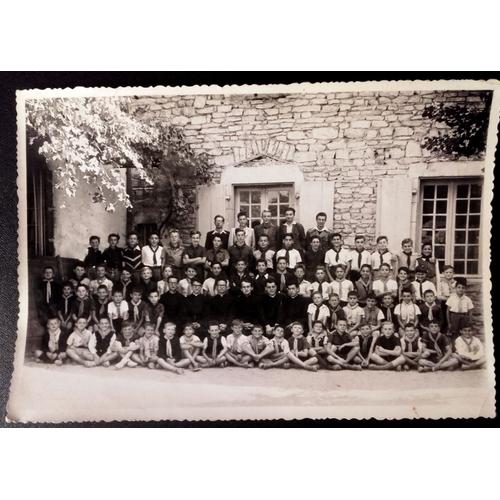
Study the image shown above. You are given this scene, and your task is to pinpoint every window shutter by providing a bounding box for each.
[299,181,335,231]
[376,177,413,251]
[196,184,231,238]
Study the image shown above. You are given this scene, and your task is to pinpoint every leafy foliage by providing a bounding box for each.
[25,97,212,217]
[422,93,491,157]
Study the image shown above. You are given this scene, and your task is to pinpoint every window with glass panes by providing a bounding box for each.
[235,186,294,227]
[419,179,482,275]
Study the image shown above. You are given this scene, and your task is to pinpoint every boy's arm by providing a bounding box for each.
[340,337,359,349]
[396,314,405,330]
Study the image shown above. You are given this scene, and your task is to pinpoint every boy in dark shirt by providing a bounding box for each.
[260,279,285,337]
[71,284,92,324]
[182,279,209,337]
[356,323,376,368]
[37,266,62,326]
[303,236,326,281]
[369,321,405,370]
[102,233,123,283]
[281,281,310,333]
[83,235,104,279]
[57,282,75,334]
[159,276,184,326]
[122,231,142,283]
[232,279,263,333]
[208,278,234,334]
[156,322,189,374]
[35,317,68,365]
[419,320,458,372]
[326,319,361,370]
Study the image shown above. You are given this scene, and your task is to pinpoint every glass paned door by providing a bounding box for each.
[236,185,294,227]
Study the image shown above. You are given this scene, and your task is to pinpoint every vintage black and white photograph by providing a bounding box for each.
[7,80,498,422]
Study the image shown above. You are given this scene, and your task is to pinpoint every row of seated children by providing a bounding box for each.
[36,313,485,374]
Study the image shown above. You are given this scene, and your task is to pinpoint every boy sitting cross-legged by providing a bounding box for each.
[66,316,94,367]
[287,322,319,371]
[202,321,228,368]
[180,323,207,371]
[355,323,377,369]
[453,323,486,371]
[112,321,140,370]
[87,317,118,367]
[34,317,68,366]
[259,325,291,369]
[325,318,362,371]
[400,323,423,371]
[418,320,458,372]
[156,322,189,374]
[246,324,275,368]
[368,321,406,371]
[136,322,160,369]
[306,320,331,369]
[225,319,254,368]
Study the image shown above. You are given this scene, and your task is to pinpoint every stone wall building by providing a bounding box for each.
[26,88,491,346]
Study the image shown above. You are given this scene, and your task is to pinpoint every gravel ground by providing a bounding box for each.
[6,361,495,422]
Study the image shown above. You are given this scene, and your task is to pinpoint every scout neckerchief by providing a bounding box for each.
[332,246,342,263]
[356,249,363,269]
[48,328,61,352]
[404,334,418,353]
[150,245,160,265]
[132,299,142,322]
[378,249,388,268]
[426,301,436,321]
[166,337,173,358]
[428,331,443,358]
[313,304,321,322]
[403,251,412,268]
[43,279,53,303]
[402,302,417,324]
[63,294,73,316]
[311,332,326,348]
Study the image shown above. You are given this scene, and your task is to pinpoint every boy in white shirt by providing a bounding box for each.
[370,235,394,276]
[294,264,313,297]
[411,266,437,303]
[311,266,332,301]
[446,277,474,340]
[343,291,365,338]
[348,234,371,283]
[178,266,197,297]
[325,233,351,281]
[107,289,129,333]
[453,323,486,370]
[307,291,330,331]
[66,317,94,367]
[225,319,254,368]
[89,264,114,298]
[275,233,302,270]
[395,290,421,334]
[329,264,353,306]
[180,323,206,371]
[372,263,398,300]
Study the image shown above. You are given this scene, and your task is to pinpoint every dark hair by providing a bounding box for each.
[455,277,467,287]
[89,235,100,243]
[235,228,246,236]
[398,266,410,274]
[265,278,278,286]
[355,234,365,242]
[97,285,109,291]
[73,261,85,269]
[237,211,248,219]
[360,264,372,271]
[376,235,388,243]
[316,212,327,219]
[415,266,427,274]
[215,278,228,286]
[401,238,413,246]
[127,231,139,238]
[43,265,54,272]
[108,233,120,241]
[310,236,321,242]
[276,256,288,264]
[347,291,358,298]
[282,233,294,241]
[379,263,391,270]
[443,265,454,272]
[331,232,342,240]
[214,215,225,223]
[423,289,435,296]
[404,322,416,329]
[285,207,296,215]
[190,230,202,237]
[366,293,377,301]
[131,287,143,295]
[255,258,267,266]
[148,290,159,296]
[207,321,220,329]
[312,320,324,328]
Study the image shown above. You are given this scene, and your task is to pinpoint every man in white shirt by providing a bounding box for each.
[275,234,302,270]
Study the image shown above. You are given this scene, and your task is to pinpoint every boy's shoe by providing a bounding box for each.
[147,362,156,369]
[54,359,63,366]
[127,360,138,368]
[418,366,424,372]
[403,364,410,371]
[175,368,184,375]
[84,361,97,368]
[396,365,402,372]
[220,361,227,368]
[102,361,110,368]
[283,362,291,369]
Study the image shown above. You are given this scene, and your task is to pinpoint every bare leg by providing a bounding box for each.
[287,352,318,371]
[157,358,184,374]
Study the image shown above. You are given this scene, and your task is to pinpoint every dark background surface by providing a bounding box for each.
[0,71,498,427]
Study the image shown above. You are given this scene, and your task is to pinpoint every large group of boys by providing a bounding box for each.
[34,208,485,374]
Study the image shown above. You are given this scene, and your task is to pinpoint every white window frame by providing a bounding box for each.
[417,177,482,277]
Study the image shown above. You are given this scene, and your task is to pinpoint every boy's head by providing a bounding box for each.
[336,318,348,333]
[273,325,285,338]
[163,322,176,339]
[75,316,88,331]
[382,292,394,307]
[455,277,467,295]
[212,235,222,249]
[169,229,180,246]
[121,321,134,339]
[183,323,195,336]
[328,293,340,308]
[240,279,253,296]
[428,320,441,334]
[282,233,294,249]
[381,321,394,337]
[290,321,304,337]
[120,269,132,282]
[335,264,346,280]
[360,264,372,280]
[359,323,371,337]
[415,266,427,282]
[141,266,153,280]
[421,243,432,257]
[404,323,417,339]
[214,214,225,230]
[235,228,246,244]
[397,267,409,281]
[460,323,474,338]
[258,234,269,250]
[347,291,358,306]
[167,276,179,292]
[108,233,120,247]
[237,211,248,227]
[215,278,228,295]
[207,321,221,338]
[366,294,377,308]
[191,279,203,294]
[190,230,201,246]
[424,289,436,304]
[276,257,288,272]
[185,266,197,279]
[47,317,61,332]
[98,317,111,334]
[401,290,413,303]
[331,232,342,248]
[126,231,139,248]
[284,207,295,223]
[294,264,305,280]
[312,320,324,334]
[310,236,321,251]
[211,262,222,277]
[143,322,155,338]
[231,319,243,335]
[312,291,323,305]
[74,263,85,278]
[89,235,100,249]
[235,259,247,273]
[354,235,365,251]
[42,266,54,280]
[162,266,173,279]
[443,265,454,280]
[378,263,390,278]
[96,264,106,278]
[148,233,160,246]
[256,259,267,274]
[76,284,89,299]
[315,266,326,282]
[376,235,388,251]
[62,282,73,296]
[287,281,299,298]
[316,212,327,228]
[251,324,264,338]
[131,288,143,302]
[112,289,123,304]
[261,210,272,225]
[148,290,160,305]
[265,279,278,296]
[401,238,413,253]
